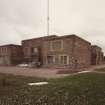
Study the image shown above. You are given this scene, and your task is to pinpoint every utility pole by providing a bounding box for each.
[47,0,50,36]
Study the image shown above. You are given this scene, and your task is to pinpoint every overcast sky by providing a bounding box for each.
[0,0,105,53]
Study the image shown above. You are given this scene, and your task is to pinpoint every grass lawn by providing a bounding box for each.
[0,72,105,105]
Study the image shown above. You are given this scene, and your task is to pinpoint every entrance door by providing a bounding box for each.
[31,47,42,65]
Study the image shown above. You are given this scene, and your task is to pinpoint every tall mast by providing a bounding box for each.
[47,0,50,36]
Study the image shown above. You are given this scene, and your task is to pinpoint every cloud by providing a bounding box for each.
[0,0,48,41]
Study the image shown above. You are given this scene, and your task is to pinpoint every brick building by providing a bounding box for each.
[22,35,57,64]
[0,44,23,65]
[43,35,91,68]
[0,35,104,68]
[91,45,104,65]
[22,35,92,68]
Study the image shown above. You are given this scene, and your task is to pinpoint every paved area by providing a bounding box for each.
[0,66,69,78]
[0,64,105,78]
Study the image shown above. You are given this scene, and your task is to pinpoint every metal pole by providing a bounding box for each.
[47,0,50,36]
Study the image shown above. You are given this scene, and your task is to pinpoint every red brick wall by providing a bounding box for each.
[10,46,23,64]
[42,35,91,68]
[73,36,91,68]
[22,35,57,63]
[22,40,42,59]
[91,46,104,65]
[21,35,103,68]
[42,37,74,67]
[0,45,23,65]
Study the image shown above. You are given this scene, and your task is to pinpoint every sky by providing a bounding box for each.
[0,0,105,53]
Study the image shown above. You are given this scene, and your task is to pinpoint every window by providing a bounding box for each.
[31,47,38,53]
[47,56,55,64]
[59,55,69,65]
[50,40,63,51]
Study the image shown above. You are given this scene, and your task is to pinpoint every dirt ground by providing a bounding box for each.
[0,64,105,78]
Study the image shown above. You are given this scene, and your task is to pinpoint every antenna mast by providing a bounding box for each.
[47,0,50,36]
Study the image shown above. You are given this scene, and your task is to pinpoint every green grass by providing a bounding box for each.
[0,72,105,105]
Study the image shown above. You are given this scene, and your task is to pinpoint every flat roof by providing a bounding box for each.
[0,44,21,47]
[22,35,58,42]
[45,34,91,44]
[91,45,102,49]
[22,34,91,44]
